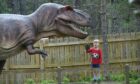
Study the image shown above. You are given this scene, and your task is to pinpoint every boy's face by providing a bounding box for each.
[93,41,99,48]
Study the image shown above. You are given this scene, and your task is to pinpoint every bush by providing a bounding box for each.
[129,72,139,80]
[40,80,55,84]
[109,72,140,83]
[78,76,93,82]
[25,78,35,84]
[24,72,140,83]
[62,76,70,83]
[109,73,125,81]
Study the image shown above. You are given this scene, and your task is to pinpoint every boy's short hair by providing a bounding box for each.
[93,39,99,42]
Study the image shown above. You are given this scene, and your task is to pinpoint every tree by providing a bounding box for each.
[100,0,109,80]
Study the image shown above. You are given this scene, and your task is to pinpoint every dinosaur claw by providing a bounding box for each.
[40,50,48,58]
[41,54,47,59]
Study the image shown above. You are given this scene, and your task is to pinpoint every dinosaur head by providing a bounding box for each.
[129,0,140,4]
[54,5,91,39]
[34,3,92,40]
[129,0,140,16]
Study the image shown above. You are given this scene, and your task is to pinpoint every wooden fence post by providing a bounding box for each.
[5,59,10,84]
[125,64,130,84]
[57,67,62,84]
[39,40,46,80]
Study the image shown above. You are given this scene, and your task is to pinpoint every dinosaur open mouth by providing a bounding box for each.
[133,10,140,15]
[129,0,140,16]
[72,24,88,35]
[129,0,140,4]
[60,19,88,35]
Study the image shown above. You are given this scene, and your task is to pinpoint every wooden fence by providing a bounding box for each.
[0,32,140,84]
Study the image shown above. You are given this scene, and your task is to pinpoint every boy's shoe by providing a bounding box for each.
[97,79,101,84]
[94,80,97,82]
[92,79,97,84]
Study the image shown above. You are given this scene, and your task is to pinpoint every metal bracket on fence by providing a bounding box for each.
[39,39,47,80]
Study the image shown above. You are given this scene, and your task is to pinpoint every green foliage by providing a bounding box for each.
[40,79,55,84]
[24,72,139,83]
[0,0,12,13]
[129,72,139,80]
[130,78,140,84]
[62,76,70,84]
[109,73,125,81]
[106,0,138,33]
[109,72,140,83]
[78,76,93,82]
[129,72,140,84]
[25,78,35,84]
[25,79,56,84]
[100,75,106,81]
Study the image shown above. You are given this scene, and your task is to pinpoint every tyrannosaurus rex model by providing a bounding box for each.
[0,3,92,74]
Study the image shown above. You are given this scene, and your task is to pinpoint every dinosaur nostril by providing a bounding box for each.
[89,18,92,23]
[89,18,92,21]
[88,18,92,25]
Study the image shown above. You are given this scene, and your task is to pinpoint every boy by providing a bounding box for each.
[85,39,102,83]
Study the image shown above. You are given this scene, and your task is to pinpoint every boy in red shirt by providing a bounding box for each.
[85,39,102,83]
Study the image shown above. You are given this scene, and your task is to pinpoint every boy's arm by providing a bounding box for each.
[85,44,90,51]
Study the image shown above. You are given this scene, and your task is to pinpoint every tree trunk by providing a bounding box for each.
[12,0,20,14]
[73,0,80,8]
[100,0,109,80]
[19,0,26,14]
[33,0,39,11]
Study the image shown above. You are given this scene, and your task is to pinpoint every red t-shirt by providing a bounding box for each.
[86,47,102,64]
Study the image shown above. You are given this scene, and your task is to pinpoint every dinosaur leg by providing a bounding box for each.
[24,41,47,58]
[0,60,6,74]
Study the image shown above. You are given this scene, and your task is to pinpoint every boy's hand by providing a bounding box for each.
[84,44,90,51]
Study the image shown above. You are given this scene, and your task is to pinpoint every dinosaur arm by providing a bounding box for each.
[25,41,47,58]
